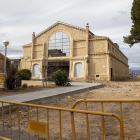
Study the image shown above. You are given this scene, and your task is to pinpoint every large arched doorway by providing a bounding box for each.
[33,64,39,77]
[47,32,70,79]
[74,63,83,77]
[48,32,70,57]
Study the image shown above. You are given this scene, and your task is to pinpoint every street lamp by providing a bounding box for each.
[3,40,9,88]
[24,57,27,69]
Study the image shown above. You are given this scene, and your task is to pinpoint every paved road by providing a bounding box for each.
[0,125,44,140]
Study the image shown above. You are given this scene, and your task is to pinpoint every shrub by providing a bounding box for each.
[7,67,17,79]
[22,83,27,88]
[6,67,17,89]
[6,77,16,89]
[16,69,32,80]
[51,70,70,86]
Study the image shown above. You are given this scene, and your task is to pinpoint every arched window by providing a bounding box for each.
[74,62,83,77]
[48,32,70,57]
[33,64,39,77]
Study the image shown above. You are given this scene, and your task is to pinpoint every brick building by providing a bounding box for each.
[0,53,10,73]
[20,21,129,81]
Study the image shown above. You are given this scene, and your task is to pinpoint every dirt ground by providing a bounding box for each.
[0,81,58,97]
[1,77,140,140]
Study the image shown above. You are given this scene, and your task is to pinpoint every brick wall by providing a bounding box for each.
[73,41,86,57]
[89,40,107,53]
[0,59,4,73]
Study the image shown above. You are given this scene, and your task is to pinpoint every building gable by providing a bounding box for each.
[34,22,94,44]
[36,21,94,38]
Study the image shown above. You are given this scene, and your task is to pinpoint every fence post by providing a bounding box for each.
[70,112,76,140]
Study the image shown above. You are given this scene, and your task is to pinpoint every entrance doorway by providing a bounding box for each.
[111,68,113,80]
[33,64,39,77]
[74,63,83,77]
[47,61,69,80]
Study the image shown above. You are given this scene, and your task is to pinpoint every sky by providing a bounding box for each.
[0,0,139,70]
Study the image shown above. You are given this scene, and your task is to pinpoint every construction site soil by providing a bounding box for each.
[1,77,140,140]
[0,83,58,97]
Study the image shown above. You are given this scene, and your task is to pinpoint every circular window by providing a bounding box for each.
[48,32,70,57]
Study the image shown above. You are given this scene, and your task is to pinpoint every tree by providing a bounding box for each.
[123,0,140,47]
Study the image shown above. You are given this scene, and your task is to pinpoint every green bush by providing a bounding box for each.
[16,69,32,80]
[51,70,70,86]
[22,83,27,88]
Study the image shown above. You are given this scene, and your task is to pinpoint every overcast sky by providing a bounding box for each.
[0,0,139,70]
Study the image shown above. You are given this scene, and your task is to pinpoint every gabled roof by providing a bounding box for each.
[35,21,94,38]
[22,43,32,47]
[0,53,10,60]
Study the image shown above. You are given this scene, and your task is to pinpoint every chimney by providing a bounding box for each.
[32,32,35,44]
[114,43,119,48]
[86,23,89,34]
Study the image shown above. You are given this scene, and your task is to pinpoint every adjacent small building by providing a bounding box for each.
[0,53,10,73]
[0,53,20,73]
[20,21,129,81]
[6,59,21,69]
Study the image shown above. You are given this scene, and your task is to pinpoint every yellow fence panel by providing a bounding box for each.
[0,73,4,84]
[0,100,125,140]
[71,99,140,140]
[0,136,10,140]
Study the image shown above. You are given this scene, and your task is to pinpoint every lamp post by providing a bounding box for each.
[24,57,27,69]
[3,40,9,88]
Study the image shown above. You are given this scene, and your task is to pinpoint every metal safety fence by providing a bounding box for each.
[0,73,4,85]
[0,100,125,140]
[71,99,140,140]
[0,136,10,140]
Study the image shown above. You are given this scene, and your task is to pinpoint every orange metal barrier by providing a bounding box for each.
[0,136,10,140]
[0,100,125,140]
[71,99,140,140]
[0,73,4,84]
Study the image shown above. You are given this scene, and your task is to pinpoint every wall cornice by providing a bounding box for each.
[34,44,43,46]
[74,39,86,41]
[89,38,107,41]
[107,38,128,60]
[31,59,43,62]
[22,45,31,48]
[108,53,129,67]
[70,57,86,60]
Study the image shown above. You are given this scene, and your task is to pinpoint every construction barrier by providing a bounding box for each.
[71,99,140,140]
[0,100,125,140]
[0,136,10,140]
[0,73,4,84]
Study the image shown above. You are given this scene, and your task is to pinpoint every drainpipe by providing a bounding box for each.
[86,23,89,82]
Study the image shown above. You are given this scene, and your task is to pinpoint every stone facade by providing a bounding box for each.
[20,21,129,81]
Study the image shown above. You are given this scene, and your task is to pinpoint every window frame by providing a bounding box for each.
[48,32,70,57]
